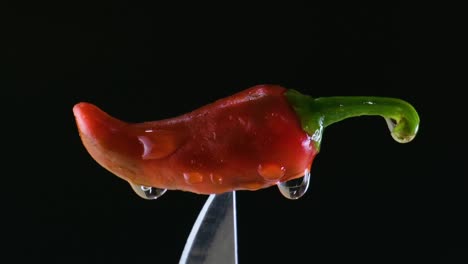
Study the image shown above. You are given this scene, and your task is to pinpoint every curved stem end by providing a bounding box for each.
[285,89,420,148]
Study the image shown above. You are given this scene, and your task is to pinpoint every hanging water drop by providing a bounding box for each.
[385,117,414,143]
[129,183,167,200]
[277,169,311,200]
[385,117,397,133]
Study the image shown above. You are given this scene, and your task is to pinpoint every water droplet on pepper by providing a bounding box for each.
[385,117,397,132]
[277,169,311,200]
[183,172,204,184]
[137,130,182,160]
[385,117,415,143]
[129,183,167,200]
[257,163,285,181]
[210,173,223,185]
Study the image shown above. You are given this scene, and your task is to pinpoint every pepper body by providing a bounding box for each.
[74,85,316,194]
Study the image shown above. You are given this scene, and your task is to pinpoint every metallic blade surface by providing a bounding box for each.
[179,191,238,264]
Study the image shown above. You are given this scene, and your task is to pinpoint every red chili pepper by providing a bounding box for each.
[73,85,419,199]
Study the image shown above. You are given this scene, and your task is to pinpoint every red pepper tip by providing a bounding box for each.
[73,102,126,142]
[73,102,96,138]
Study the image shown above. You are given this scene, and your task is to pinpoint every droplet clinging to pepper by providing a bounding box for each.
[73,85,419,199]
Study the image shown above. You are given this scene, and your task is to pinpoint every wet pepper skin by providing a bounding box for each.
[74,85,316,194]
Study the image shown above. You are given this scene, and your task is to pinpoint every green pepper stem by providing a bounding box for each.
[285,89,420,150]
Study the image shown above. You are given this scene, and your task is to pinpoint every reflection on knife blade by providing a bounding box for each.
[179,191,238,264]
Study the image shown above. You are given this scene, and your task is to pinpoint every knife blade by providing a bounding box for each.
[179,191,238,264]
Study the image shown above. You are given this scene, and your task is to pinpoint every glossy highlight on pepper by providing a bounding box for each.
[73,85,419,199]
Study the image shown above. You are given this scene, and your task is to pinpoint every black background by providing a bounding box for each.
[3,1,465,264]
